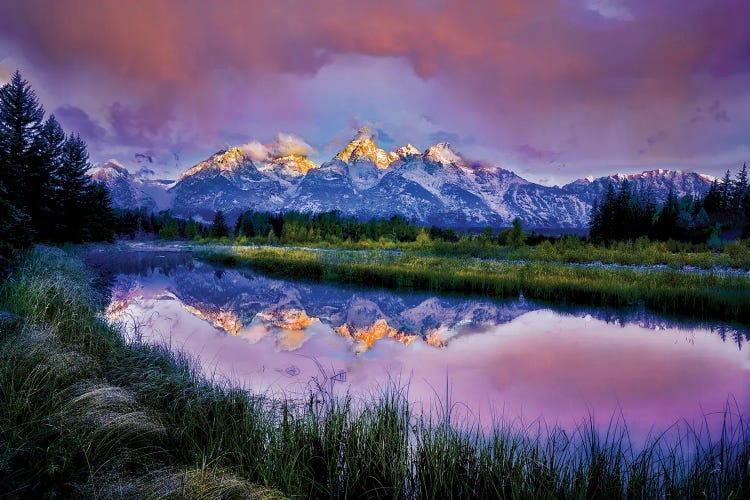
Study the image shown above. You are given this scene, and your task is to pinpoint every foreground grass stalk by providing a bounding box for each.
[1,247,748,498]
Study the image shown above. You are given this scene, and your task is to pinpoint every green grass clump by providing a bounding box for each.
[197,246,750,325]
[1,247,749,498]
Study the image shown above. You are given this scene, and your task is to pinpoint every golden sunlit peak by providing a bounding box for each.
[178,147,248,181]
[256,308,318,330]
[335,127,393,169]
[336,319,419,353]
[268,154,319,175]
[392,144,421,159]
[424,142,466,168]
[181,303,243,335]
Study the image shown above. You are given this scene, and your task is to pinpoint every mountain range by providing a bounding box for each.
[89,128,715,229]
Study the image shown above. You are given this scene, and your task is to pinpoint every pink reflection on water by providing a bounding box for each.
[113,282,749,439]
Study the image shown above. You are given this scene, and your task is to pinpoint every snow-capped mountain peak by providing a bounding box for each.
[178,147,248,181]
[335,127,394,169]
[90,159,129,181]
[122,132,716,230]
[392,144,421,159]
[424,142,465,167]
[257,154,319,182]
[90,159,174,211]
[266,154,318,175]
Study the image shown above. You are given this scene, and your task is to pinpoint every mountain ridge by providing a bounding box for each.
[91,132,715,228]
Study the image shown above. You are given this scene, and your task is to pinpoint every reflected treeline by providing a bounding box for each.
[85,249,195,277]
[554,304,750,349]
[84,250,196,314]
[94,251,749,351]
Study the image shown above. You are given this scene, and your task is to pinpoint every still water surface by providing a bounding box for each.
[89,249,749,436]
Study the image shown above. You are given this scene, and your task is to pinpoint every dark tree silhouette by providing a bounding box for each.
[55,134,93,242]
[0,70,44,211]
[210,210,230,238]
[0,70,114,247]
[29,114,65,240]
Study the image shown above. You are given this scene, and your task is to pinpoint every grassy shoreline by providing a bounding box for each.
[196,245,750,325]
[1,247,749,498]
[189,235,750,270]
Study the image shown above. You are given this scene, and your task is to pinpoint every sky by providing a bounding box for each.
[0,0,748,185]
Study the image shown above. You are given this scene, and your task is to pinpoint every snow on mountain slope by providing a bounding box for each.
[563,169,713,204]
[170,147,288,221]
[170,145,323,221]
[289,159,364,214]
[391,144,421,160]
[332,127,396,190]
[335,126,395,168]
[142,130,717,228]
[89,160,174,210]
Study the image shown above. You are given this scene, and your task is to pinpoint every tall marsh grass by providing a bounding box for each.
[0,247,748,498]
[196,234,750,270]
[198,246,750,325]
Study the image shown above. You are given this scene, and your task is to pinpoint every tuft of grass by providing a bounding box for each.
[1,246,749,498]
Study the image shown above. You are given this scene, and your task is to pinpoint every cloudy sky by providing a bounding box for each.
[1,0,748,184]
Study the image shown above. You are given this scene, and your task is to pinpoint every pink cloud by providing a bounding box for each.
[0,0,747,180]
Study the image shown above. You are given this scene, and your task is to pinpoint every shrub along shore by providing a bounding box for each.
[1,247,748,498]
[196,245,750,326]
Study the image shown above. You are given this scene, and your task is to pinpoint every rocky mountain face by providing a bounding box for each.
[89,160,174,211]
[93,129,715,229]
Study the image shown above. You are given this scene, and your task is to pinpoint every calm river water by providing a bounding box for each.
[88,248,749,437]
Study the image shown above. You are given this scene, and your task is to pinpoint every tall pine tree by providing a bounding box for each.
[734,163,748,211]
[0,70,114,246]
[210,210,230,238]
[0,70,44,212]
[55,134,92,242]
[82,182,115,242]
[653,189,680,241]
[29,114,66,240]
[719,170,733,212]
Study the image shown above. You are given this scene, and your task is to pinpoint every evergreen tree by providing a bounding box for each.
[158,217,179,240]
[588,198,602,241]
[234,211,256,237]
[719,170,733,212]
[589,182,618,242]
[55,134,92,242]
[616,179,636,239]
[642,185,657,227]
[653,189,679,241]
[184,218,200,239]
[703,179,721,214]
[734,163,748,211]
[29,114,66,240]
[210,210,230,238]
[507,218,526,248]
[82,182,115,242]
[694,207,710,229]
[0,70,44,210]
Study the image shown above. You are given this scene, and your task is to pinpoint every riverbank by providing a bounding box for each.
[1,247,748,498]
[196,245,750,325]
[91,235,750,272]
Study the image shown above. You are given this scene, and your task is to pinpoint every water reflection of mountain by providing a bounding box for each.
[167,263,537,350]
[99,250,749,351]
